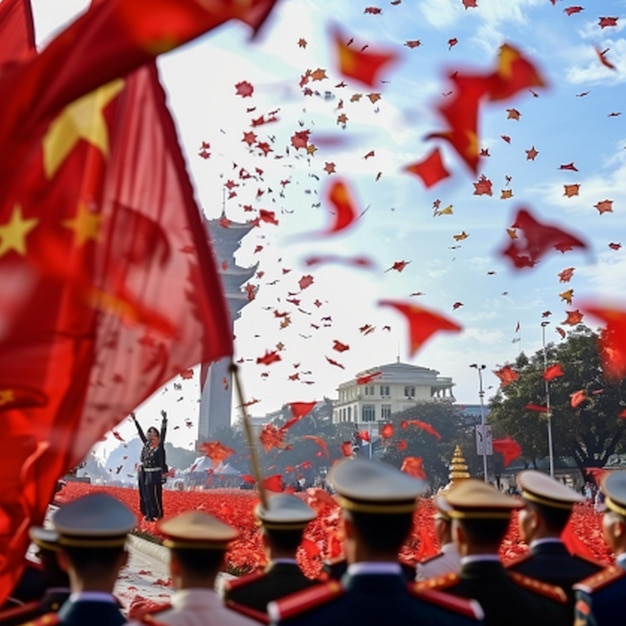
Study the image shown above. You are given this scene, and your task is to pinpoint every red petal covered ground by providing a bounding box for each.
[55,484,613,578]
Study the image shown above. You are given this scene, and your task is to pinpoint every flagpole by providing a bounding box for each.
[230,362,268,509]
[541,322,555,478]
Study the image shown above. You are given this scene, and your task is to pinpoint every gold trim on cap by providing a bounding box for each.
[32,538,60,552]
[337,496,416,514]
[163,538,230,550]
[605,496,626,517]
[522,490,574,510]
[447,509,512,520]
[58,536,127,548]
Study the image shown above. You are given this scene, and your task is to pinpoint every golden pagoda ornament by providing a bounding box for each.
[444,445,470,490]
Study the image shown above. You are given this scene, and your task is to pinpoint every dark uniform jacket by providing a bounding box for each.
[50,597,126,626]
[574,559,626,626]
[419,558,569,626]
[225,561,318,621]
[0,588,70,625]
[507,540,602,609]
[269,569,483,626]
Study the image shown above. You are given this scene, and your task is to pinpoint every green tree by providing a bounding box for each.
[488,325,626,479]
[381,401,477,489]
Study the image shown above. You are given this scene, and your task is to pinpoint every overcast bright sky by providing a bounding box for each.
[30,0,626,453]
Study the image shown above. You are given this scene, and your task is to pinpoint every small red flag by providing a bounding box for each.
[492,436,522,467]
[379,301,462,357]
[570,390,587,408]
[380,423,394,439]
[324,179,359,235]
[263,474,284,493]
[404,148,451,189]
[199,441,235,467]
[341,441,353,457]
[544,364,565,381]
[401,456,426,479]
[582,303,626,380]
[289,401,317,419]
[332,27,399,87]
[493,365,519,387]
[500,207,588,269]
[525,403,549,413]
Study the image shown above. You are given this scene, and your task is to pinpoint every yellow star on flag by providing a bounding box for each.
[0,205,39,257]
[43,79,124,178]
[0,389,15,406]
[62,203,102,246]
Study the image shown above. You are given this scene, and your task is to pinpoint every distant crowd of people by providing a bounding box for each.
[2,456,626,626]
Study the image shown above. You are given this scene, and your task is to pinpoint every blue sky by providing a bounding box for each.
[31,1,626,450]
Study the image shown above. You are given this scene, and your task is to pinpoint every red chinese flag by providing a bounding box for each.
[379,300,462,357]
[544,363,565,381]
[570,390,587,409]
[582,303,626,380]
[500,207,588,270]
[332,27,398,87]
[199,441,236,467]
[0,0,35,66]
[341,442,353,457]
[324,179,359,234]
[403,147,451,189]
[380,423,394,439]
[263,474,284,493]
[0,0,279,192]
[493,364,519,387]
[492,436,522,467]
[401,456,426,479]
[289,401,317,419]
[0,65,234,601]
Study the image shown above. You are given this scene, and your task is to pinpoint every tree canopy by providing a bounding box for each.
[488,325,626,478]
[380,400,478,489]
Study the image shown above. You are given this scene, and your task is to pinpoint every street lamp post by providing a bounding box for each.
[470,363,488,483]
[541,322,555,478]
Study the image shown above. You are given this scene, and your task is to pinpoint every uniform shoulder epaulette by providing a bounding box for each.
[399,555,417,568]
[267,581,344,622]
[409,583,483,620]
[225,598,270,624]
[223,570,266,593]
[573,565,626,594]
[505,551,532,568]
[130,602,172,622]
[509,571,567,603]
[22,612,61,626]
[0,599,41,623]
[419,552,444,566]
[415,570,460,592]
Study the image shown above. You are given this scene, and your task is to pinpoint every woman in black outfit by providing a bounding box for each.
[132,410,167,521]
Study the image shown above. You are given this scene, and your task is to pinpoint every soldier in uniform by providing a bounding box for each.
[574,470,626,626]
[507,470,602,608]
[416,479,569,626]
[0,527,70,625]
[416,495,461,581]
[224,493,319,622]
[125,510,258,626]
[268,457,484,626]
[24,492,135,626]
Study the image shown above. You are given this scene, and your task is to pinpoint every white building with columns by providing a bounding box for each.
[332,360,455,436]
